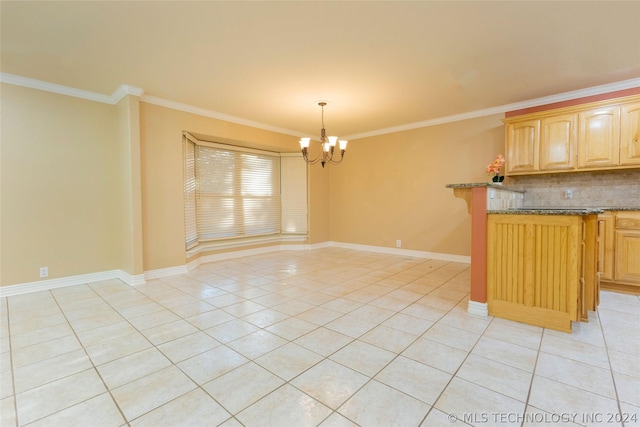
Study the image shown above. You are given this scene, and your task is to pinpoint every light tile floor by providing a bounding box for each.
[1,248,639,427]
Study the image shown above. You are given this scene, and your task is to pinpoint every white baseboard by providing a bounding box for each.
[0,242,470,297]
[467,300,488,317]
[328,241,471,263]
[117,271,146,286]
[0,270,123,297]
[144,265,189,281]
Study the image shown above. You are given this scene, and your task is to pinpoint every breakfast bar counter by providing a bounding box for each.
[447,182,604,332]
[485,211,599,332]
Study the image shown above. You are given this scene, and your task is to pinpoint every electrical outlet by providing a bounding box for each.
[564,189,573,200]
[39,267,48,278]
[396,240,402,248]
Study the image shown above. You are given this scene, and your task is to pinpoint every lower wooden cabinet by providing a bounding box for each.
[598,211,640,294]
[615,229,640,283]
[597,213,615,281]
[486,214,598,332]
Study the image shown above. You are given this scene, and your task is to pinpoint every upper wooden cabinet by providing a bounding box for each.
[578,106,620,169]
[505,113,577,174]
[505,119,539,174]
[540,113,577,171]
[620,102,640,165]
[504,94,640,175]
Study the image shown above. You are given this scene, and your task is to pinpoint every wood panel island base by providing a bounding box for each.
[487,211,600,333]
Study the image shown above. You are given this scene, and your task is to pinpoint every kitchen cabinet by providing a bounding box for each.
[487,213,598,332]
[598,211,640,294]
[597,213,615,281]
[616,229,640,283]
[540,113,577,171]
[578,106,620,169]
[620,102,640,165]
[505,119,539,174]
[505,115,577,174]
[504,94,640,175]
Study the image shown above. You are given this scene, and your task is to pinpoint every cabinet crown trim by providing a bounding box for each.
[503,94,640,123]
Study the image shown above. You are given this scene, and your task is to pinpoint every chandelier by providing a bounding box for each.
[299,102,348,168]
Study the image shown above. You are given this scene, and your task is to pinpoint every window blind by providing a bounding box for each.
[183,133,307,251]
[280,155,308,234]
[184,140,198,249]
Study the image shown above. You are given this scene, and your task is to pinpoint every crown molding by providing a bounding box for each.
[2,72,638,140]
[344,77,640,140]
[140,94,305,138]
[111,84,145,103]
[0,72,144,105]
[1,72,113,103]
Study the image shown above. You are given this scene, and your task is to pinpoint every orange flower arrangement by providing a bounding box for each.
[487,154,505,183]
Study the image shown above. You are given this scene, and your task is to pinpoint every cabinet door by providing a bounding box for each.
[597,213,615,281]
[506,119,540,174]
[620,102,640,165]
[578,106,620,168]
[540,113,577,171]
[614,229,640,285]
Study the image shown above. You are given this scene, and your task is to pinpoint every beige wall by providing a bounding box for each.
[0,84,124,285]
[114,95,144,276]
[329,115,505,256]
[1,82,504,287]
[308,164,331,244]
[138,102,316,271]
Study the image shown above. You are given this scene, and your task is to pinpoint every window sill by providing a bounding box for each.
[186,234,308,257]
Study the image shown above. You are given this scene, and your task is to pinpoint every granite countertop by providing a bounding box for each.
[597,207,640,211]
[489,207,640,215]
[488,208,604,216]
[445,183,525,192]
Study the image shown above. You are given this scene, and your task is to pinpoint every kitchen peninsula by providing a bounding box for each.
[447,183,600,332]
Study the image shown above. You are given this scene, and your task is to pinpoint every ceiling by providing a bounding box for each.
[2,1,639,139]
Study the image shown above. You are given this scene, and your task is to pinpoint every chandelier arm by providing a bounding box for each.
[327,152,346,164]
[303,153,322,165]
[325,146,343,162]
[301,144,325,164]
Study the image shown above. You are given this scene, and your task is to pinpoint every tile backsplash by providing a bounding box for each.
[486,188,524,210]
[506,169,640,208]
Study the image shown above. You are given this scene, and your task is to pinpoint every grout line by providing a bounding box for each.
[187,254,465,425]
[521,325,546,427]
[49,287,133,427]
[3,250,638,427]
[417,311,492,427]
[3,299,20,427]
[597,308,626,427]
